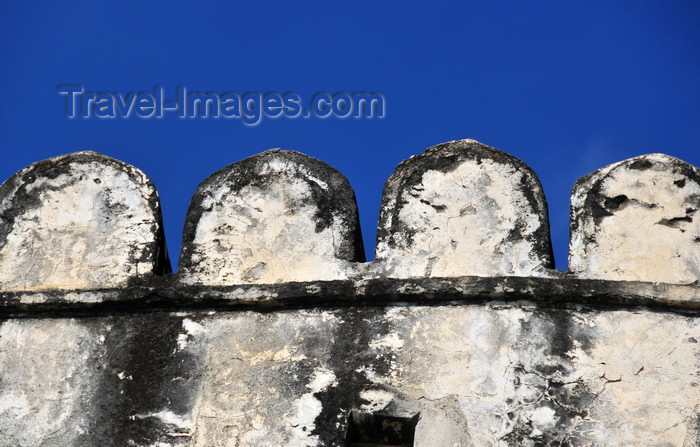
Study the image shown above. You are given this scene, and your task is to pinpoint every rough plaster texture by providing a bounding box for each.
[179,149,364,285]
[1,300,697,447]
[0,151,169,291]
[570,153,700,284]
[375,139,553,279]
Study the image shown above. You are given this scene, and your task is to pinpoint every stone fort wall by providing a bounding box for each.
[0,139,698,446]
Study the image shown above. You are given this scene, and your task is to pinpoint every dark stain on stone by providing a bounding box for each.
[576,183,662,230]
[571,175,613,241]
[420,199,446,212]
[657,215,693,230]
[628,159,652,170]
[685,194,700,209]
[345,411,418,446]
[78,312,202,446]
[582,192,658,223]
[313,307,400,446]
[604,194,628,212]
[674,178,686,188]
[506,309,598,445]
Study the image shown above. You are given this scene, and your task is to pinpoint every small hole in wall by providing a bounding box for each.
[345,411,419,447]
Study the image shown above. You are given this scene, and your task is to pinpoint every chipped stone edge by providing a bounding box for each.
[0,274,698,317]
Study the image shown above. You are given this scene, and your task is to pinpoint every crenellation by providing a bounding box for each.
[0,142,699,446]
[178,149,364,285]
[0,151,169,291]
[570,153,700,283]
[375,139,554,279]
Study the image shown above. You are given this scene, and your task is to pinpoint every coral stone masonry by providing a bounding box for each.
[0,140,698,447]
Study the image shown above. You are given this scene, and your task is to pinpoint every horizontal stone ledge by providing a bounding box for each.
[0,275,698,316]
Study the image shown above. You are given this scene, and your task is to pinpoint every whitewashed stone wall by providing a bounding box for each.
[0,141,698,447]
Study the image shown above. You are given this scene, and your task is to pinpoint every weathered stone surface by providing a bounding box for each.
[179,149,364,285]
[570,153,700,283]
[2,299,696,447]
[0,314,204,447]
[0,151,169,291]
[153,306,700,446]
[0,319,105,446]
[375,139,554,278]
[375,305,700,446]
[1,148,699,447]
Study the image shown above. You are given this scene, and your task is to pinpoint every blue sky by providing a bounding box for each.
[1,1,699,270]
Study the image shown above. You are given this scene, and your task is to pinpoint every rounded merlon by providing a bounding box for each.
[375,139,554,278]
[0,151,170,291]
[178,149,364,284]
[570,153,700,283]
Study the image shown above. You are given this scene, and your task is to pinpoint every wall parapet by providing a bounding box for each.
[1,140,699,446]
[3,138,699,292]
